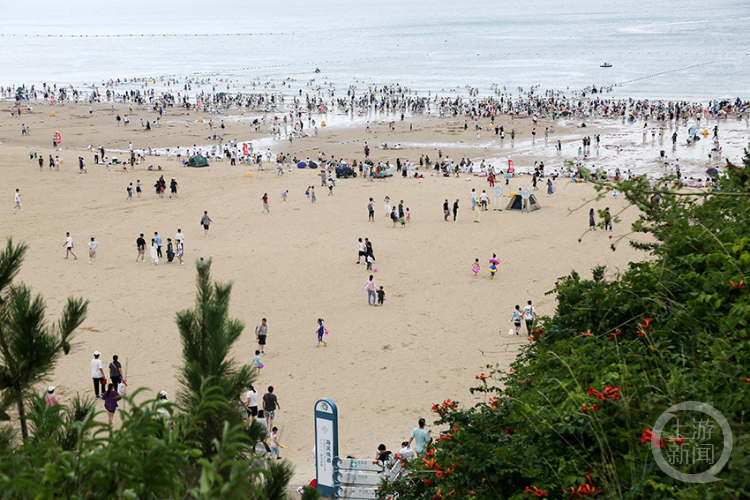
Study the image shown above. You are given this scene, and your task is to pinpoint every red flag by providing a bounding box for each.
[54,131,61,144]
[242,143,249,156]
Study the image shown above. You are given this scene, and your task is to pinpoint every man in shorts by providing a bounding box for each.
[201,211,212,237]
[262,386,280,430]
[13,189,22,212]
[63,232,77,260]
[255,318,268,356]
[136,233,146,262]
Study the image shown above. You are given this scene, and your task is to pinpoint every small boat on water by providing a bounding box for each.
[600,62,612,68]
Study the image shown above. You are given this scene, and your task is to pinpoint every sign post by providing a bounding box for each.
[315,398,339,498]
[493,186,503,211]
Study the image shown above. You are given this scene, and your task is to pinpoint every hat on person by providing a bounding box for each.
[159,390,167,397]
[47,386,55,393]
[93,350,101,356]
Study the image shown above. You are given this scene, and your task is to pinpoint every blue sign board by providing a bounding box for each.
[314,398,339,498]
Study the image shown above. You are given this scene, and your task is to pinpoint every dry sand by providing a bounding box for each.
[0,98,691,485]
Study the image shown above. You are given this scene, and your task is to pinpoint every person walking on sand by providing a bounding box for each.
[270,427,283,459]
[45,386,59,407]
[357,238,367,264]
[91,350,105,398]
[136,233,146,262]
[12,189,22,212]
[366,275,377,305]
[102,383,119,426]
[512,305,523,335]
[368,198,375,222]
[444,199,450,221]
[523,300,537,336]
[310,186,316,203]
[453,199,459,223]
[604,207,612,231]
[63,232,78,260]
[176,239,184,265]
[589,208,596,231]
[245,384,258,421]
[262,386,280,430]
[127,182,133,201]
[154,232,163,258]
[316,318,327,347]
[88,237,98,264]
[384,195,391,217]
[377,285,385,306]
[252,350,262,374]
[255,318,268,356]
[150,239,159,265]
[262,193,271,214]
[201,211,212,236]
[471,258,480,277]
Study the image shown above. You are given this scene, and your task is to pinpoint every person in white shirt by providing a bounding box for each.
[63,232,78,260]
[12,189,22,212]
[398,442,414,461]
[523,300,538,337]
[91,351,105,398]
[88,237,99,264]
[245,384,258,420]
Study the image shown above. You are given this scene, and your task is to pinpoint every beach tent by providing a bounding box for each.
[187,155,209,167]
[506,193,541,212]
[297,161,307,168]
[308,161,318,169]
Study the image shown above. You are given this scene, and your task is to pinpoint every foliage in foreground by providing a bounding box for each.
[380,148,750,499]
[0,256,305,499]
[0,238,88,438]
[0,387,296,499]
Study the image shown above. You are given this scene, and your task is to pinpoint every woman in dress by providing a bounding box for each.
[150,239,159,265]
[589,208,596,231]
[384,195,391,217]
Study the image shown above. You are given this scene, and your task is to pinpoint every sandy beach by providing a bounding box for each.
[0,96,743,485]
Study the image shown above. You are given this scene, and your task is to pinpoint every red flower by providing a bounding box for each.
[667,438,684,446]
[607,329,621,341]
[640,428,664,448]
[529,329,544,342]
[475,373,491,381]
[602,385,621,400]
[581,403,599,414]
[580,330,593,337]
[731,280,745,290]
[524,486,549,497]
[744,378,750,383]
[637,317,652,337]
[423,479,433,485]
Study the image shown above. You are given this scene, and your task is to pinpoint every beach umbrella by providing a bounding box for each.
[297,161,307,168]
[706,167,719,177]
[308,161,318,169]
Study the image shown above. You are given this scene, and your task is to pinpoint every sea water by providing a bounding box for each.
[1,0,749,102]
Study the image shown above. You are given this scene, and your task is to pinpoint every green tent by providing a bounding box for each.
[187,155,209,167]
